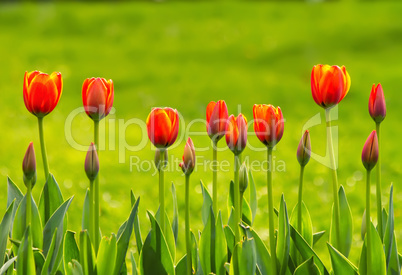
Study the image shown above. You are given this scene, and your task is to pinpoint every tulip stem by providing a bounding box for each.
[298,166,304,234]
[375,122,383,240]
[38,117,49,181]
[366,169,372,274]
[94,120,100,253]
[159,149,166,234]
[325,108,341,250]
[234,154,241,244]
[89,180,95,247]
[185,174,192,275]
[213,140,218,216]
[267,147,277,275]
[26,183,32,227]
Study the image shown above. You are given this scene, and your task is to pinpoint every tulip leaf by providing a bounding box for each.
[68,259,84,275]
[82,189,90,231]
[244,226,271,275]
[0,201,15,266]
[191,230,201,275]
[171,183,179,244]
[130,190,143,255]
[228,180,252,226]
[63,230,80,275]
[215,211,227,275]
[200,180,213,226]
[276,194,290,275]
[39,174,65,227]
[358,222,386,275]
[155,208,176,263]
[130,252,137,275]
[313,231,326,246]
[41,229,58,275]
[0,256,17,275]
[175,254,187,275]
[293,256,320,275]
[97,235,117,275]
[230,237,256,275]
[199,207,215,275]
[7,177,23,235]
[330,185,353,258]
[327,243,359,275]
[16,226,35,275]
[224,224,235,256]
[139,211,175,275]
[249,170,257,225]
[79,230,95,275]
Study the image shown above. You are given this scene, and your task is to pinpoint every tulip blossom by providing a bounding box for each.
[180,138,196,175]
[362,130,379,171]
[253,104,284,147]
[297,130,311,167]
[206,100,228,141]
[311,64,351,109]
[85,143,99,181]
[82,77,114,121]
[225,114,247,155]
[23,71,63,117]
[146,107,179,149]
[22,142,36,188]
[369,84,386,123]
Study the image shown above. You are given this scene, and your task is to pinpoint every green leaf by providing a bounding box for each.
[33,251,45,275]
[63,231,80,275]
[0,256,17,275]
[175,254,187,275]
[82,189,90,231]
[330,185,353,258]
[248,170,257,225]
[244,226,271,275]
[191,230,199,275]
[224,225,235,256]
[200,180,213,226]
[97,235,117,275]
[231,237,256,275]
[277,194,290,275]
[68,259,84,275]
[228,181,252,226]
[7,177,23,236]
[0,201,15,265]
[12,193,43,249]
[384,184,400,275]
[113,197,140,275]
[79,230,95,275]
[139,211,175,275]
[358,222,386,275]
[39,174,65,227]
[130,252,137,275]
[313,231,326,246]
[130,190,143,255]
[327,243,359,275]
[290,225,329,275]
[41,229,58,275]
[215,212,227,275]
[16,226,35,275]
[155,209,176,263]
[171,183,179,244]
[199,207,215,275]
[294,257,320,275]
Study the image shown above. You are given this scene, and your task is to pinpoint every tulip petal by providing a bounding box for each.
[218,100,228,133]
[147,108,172,148]
[206,101,216,124]
[105,79,114,116]
[319,66,343,108]
[86,78,107,118]
[28,74,58,115]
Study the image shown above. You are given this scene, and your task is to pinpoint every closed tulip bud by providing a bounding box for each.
[85,143,99,181]
[22,142,36,188]
[206,100,228,141]
[147,107,180,149]
[297,130,311,167]
[180,138,196,175]
[311,64,351,109]
[82,77,114,121]
[361,130,378,171]
[239,163,248,193]
[154,149,168,171]
[23,71,63,117]
[226,114,247,155]
[253,104,284,147]
[369,83,386,123]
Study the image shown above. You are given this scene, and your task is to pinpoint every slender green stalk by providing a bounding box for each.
[89,180,95,246]
[239,192,244,223]
[213,140,218,216]
[297,166,304,234]
[94,120,100,253]
[325,108,341,249]
[234,154,241,243]
[267,147,277,275]
[26,183,32,227]
[38,117,49,180]
[185,174,192,275]
[159,149,166,234]
[366,169,372,274]
[376,122,383,240]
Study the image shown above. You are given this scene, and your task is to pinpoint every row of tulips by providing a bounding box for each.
[0,64,397,275]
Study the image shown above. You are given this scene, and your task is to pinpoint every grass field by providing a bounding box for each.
[1,1,402,267]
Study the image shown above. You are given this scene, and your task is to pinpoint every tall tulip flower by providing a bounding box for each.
[311,64,351,255]
[206,100,228,215]
[369,83,386,239]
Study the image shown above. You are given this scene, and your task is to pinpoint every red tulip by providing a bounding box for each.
[82,77,114,121]
[206,100,228,141]
[147,107,179,149]
[253,104,284,147]
[23,71,63,117]
[311,64,351,109]
[369,83,386,123]
[225,114,247,155]
[180,138,196,175]
[362,130,378,171]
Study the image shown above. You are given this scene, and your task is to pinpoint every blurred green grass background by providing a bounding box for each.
[1,1,402,267]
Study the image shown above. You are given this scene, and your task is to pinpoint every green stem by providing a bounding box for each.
[89,180,95,246]
[185,174,192,275]
[298,166,304,234]
[159,149,166,234]
[26,183,32,227]
[325,108,341,249]
[366,169,372,274]
[234,154,241,244]
[213,140,218,216]
[267,147,277,275]
[38,117,49,180]
[376,122,383,240]
[94,120,100,253]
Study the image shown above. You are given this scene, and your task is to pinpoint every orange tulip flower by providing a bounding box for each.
[23,71,62,117]
[147,107,179,149]
[180,137,196,175]
[225,113,247,155]
[206,100,228,141]
[369,83,386,123]
[253,104,284,147]
[311,64,351,109]
[82,77,114,121]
